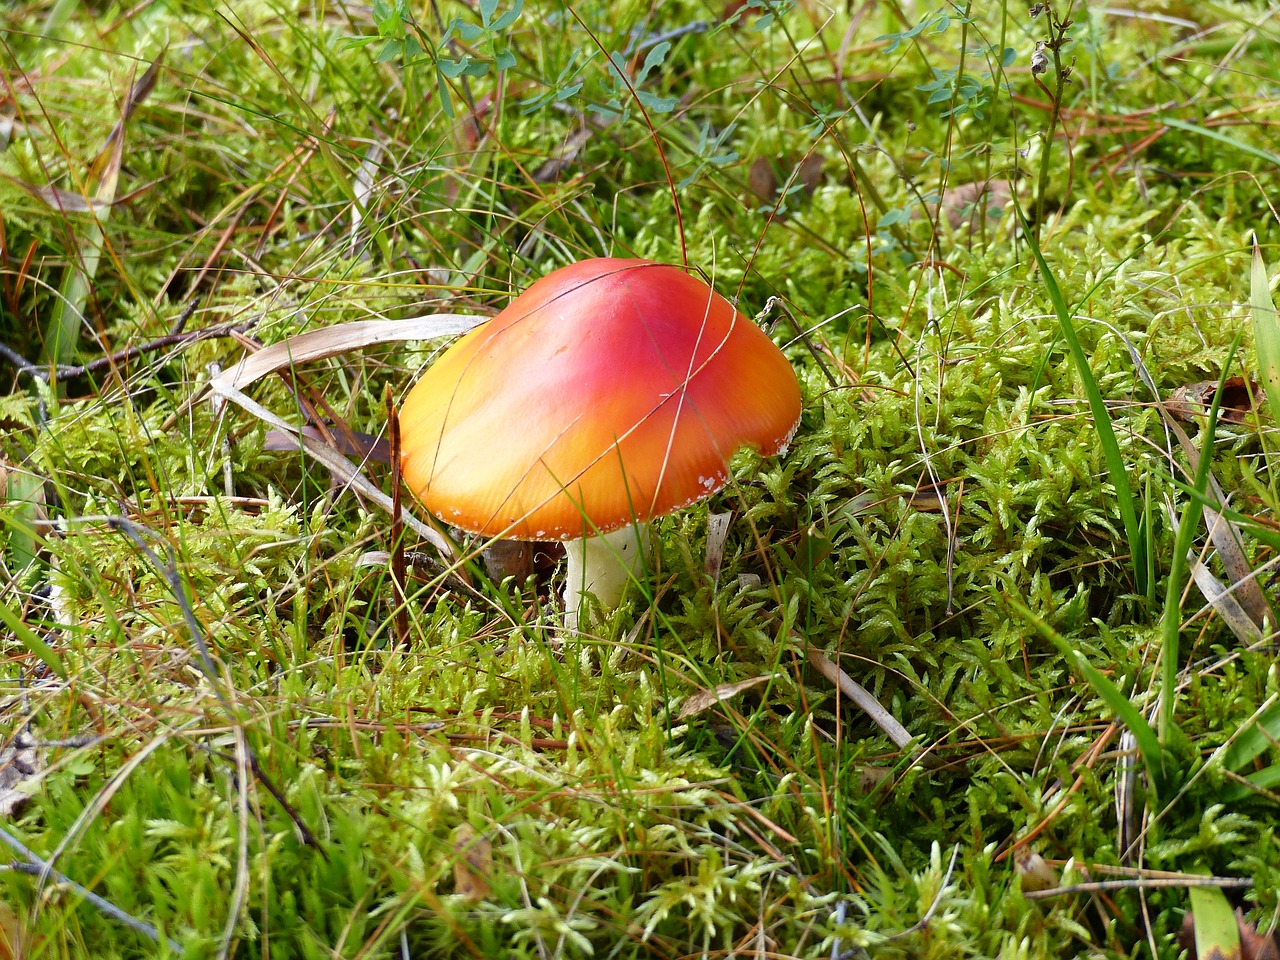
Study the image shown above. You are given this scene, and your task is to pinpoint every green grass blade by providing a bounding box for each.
[1159,333,1241,742]
[0,598,67,679]
[42,54,162,370]
[1008,596,1165,793]
[1252,240,1280,420]
[1221,696,1280,772]
[42,150,119,370]
[1161,116,1280,170]
[1223,764,1280,802]
[1187,874,1242,960]
[2,469,44,575]
[1014,197,1147,598]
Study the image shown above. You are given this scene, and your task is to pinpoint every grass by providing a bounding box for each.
[3,0,1280,957]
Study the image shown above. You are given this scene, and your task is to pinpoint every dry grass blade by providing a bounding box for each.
[163,316,487,557]
[1188,552,1265,646]
[451,824,493,901]
[1024,875,1254,900]
[677,675,772,720]
[4,181,112,214]
[1165,495,1266,646]
[1168,428,1268,631]
[211,378,454,556]
[349,141,384,257]
[703,510,731,580]
[386,384,409,647]
[43,52,164,369]
[212,317,484,394]
[805,645,917,753]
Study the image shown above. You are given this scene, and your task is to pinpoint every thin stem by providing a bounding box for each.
[1032,2,1075,242]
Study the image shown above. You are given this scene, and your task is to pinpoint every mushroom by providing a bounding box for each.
[398,258,802,630]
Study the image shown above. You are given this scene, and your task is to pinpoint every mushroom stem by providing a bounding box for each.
[563,522,651,631]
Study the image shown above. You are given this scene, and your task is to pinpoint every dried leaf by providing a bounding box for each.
[166,315,485,430]
[0,900,24,960]
[1181,908,1280,960]
[174,316,488,558]
[1184,885,1244,960]
[797,152,825,194]
[214,378,455,555]
[678,675,772,720]
[1238,910,1280,960]
[212,316,485,395]
[854,765,891,794]
[795,524,832,566]
[120,52,165,124]
[481,539,535,581]
[703,511,731,580]
[264,425,390,464]
[905,482,949,512]
[1120,333,1274,631]
[452,824,492,901]
[1166,376,1257,424]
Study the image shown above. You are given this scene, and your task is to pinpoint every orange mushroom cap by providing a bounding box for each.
[399,258,802,540]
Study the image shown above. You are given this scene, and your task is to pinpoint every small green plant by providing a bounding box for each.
[345,0,523,116]
[1028,0,1077,238]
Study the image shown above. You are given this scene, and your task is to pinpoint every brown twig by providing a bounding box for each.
[1,311,248,385]
[246,752,326,858]
[1024,876,1253,900]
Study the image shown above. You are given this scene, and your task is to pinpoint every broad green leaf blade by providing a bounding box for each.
[1,469,44,575]
[1252,240,1280,421]
[1222,696,1280,772]
[1222,764,1280,803]
[1188,878,1242,960]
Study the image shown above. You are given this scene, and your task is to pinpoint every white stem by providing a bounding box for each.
[563,522,651,632]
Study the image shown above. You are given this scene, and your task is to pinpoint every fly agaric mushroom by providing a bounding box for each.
[398,258,801,629]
